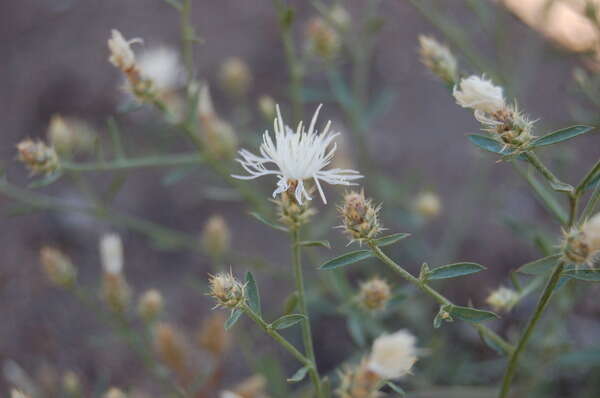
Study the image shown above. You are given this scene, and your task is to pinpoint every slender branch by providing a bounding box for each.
[523,152,573,193]
[61,153,203,172]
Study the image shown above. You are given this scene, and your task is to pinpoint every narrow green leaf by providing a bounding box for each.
[425,262,485,280]
[467,134,513,155]
[271,314,306,330]
[319,250,372,270]
[517,254,561,275]
[287,366,310,383]
[385,381,406,396]
[245,272,261,316]
[583,171,600,192]
[531,125,595,148]
[373,233,411,247]
[563,269,600,282]
[283,292,299,315]
[224,309,243,330]
[249,212,288,232]
[298,240,331,249]
[449,305,499,323]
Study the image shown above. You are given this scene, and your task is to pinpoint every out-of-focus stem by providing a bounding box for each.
[61,153,203,172]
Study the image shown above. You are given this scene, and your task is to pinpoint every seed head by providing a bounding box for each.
[198,85,239,160]
[201,215,231,259]
[17,139,59,176]
[62,371,81,395]
[138,289,164,322]
[274,187,317,229]
[208,271,246,309]
[339,190,382,243]
[219,57,252,98]
[47,115,95,155]
[358,277,391,312]
[486,287,520,312]
[40,247,77,287]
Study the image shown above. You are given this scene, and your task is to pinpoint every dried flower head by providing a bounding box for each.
[104,388,127,398]
[453,75,505,114]
[108,30,141,71]
[367,330,418,380]
[486,286,520,312]
[102,272,131,313]
[418,35,458,85]
[219,57,252,98]
[208,271,246,309]
[233,105,362,204]
[339,190,382,243]
[201,215,231,259]
[100,233,124,275]
[153,322,190,380]
[358,277,391,312]
[258,95,276,121]
[336,359,381,398]
[198,85,239,160]
[138,289,164,322]
[414,191,442,219]
[40,246,77,287]
[47,115,95,155]
[562,213,600,267]
[197,312,231,357]
[17,139,59,176]
[305,17,340,59]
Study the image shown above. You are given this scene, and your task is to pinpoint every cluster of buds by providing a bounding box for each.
[208,271,246,309]
[273,183,317,229]
[153,322,191,381]
[103,388,127,398]
[17,139,59,176]
[453,75,535,152]
[47,114,95,155]
[219,57,253,98]
[197,85,239,160]
[220,375,269,398]
[305,17,340,60]
[338,190,382,243]
[197,312,231,357]
[137,289,164,322]
[418,35,458,86]
[486,286,520,312]
[562,212,600,267]
[413,191,442,219]
[100,234,131,312]
[201,215,231,260]
[358,277,391,312]
[40,247,77,287]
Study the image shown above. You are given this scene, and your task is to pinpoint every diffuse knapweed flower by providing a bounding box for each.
[418,35,458,85]
[274,185,317,229]
[486,286,520,312]
[453,75,535,151]
[40,246,77,287]
[17,139,59,176]
[358,277,391,312]
[562,212,600,267]
[232,105,362,205]
[367,329,418,379]
[100,233,131,312]
[208,271,246,309]
[339,190,382,243]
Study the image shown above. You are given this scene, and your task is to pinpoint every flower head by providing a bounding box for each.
[562,212,600,267]
[17,139,59,176]
[453,75,505,114]
[208,271,246,309]
[486,286,520,312]
[418,35,457,85]
[40,246,77,287]
[233,105,362,204]
[338,190,382,243]
[414,191,442,219]
[100,233,124,275]
[367,330,418,379]
[358,277,391,312]
[137,46,183,93]
[108,29,142,71]
[138,289,164,322]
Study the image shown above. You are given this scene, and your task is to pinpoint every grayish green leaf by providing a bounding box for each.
[271,314,306,330]
[517,254,561,275]
[245,271,261,316]
[225,309,243,330]
[319,250,372,270]
[449,305,499,323]
[426,262,485,280]
[287,366,310,383]
[373,233,411,247]
[249,212,288,232]
[531,125,595,148]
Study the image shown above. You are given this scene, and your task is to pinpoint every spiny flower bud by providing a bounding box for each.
[208,271,246,309]
[40,247,77,287]
[201,215,231,259]
[258,95,276,122]
[305,17,340,60]
[137,289,164,322]
[367,329,418,380]
[486,286,520,312]
[358,277,391,312]
[562,212,600,267]
[418,35,458,86]
[219,57,252,98]
[62,371,81,395]
[47,115,96,155]
[274,187,316,229]
[414,191,442,219]
[336,359,381,398]
[197,312,231,357]
[198,85,239,160]
[339,190,382,243]
[153,323,190,380]
[17,139,59,176]
[104,388,127,398]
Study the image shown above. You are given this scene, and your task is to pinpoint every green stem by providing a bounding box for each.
[180,0,195,83]
[523,152,573,193]
[498,262,565,398]
[291,227,324,398]
[61,153,203,172]
[368,242,514,355]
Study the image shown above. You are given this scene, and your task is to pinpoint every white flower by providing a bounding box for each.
[100,233,124,274]
[367,329,418,379]
[108,29,142,71]
[453,75,505,114]
[486,286,520,312]
[232,105,362,204]
[137,46,183,92]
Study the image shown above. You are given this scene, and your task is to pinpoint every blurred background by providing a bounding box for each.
[1,0,599,397]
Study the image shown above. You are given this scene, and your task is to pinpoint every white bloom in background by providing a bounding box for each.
[137,46,183,92]
[232,105,362,204]
[486,286,520,312]
[367,329,418,379]
[100,233,124,274]
[219,392,242,398]
[108,29,142,71]
[453,75,505,114]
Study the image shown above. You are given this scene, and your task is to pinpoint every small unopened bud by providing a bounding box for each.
[274,187,316,229]
[563,212,600,267]
[486,287,519,312]
[100,234,130,312]
[198,312,231,357]
[153,323,190,380]
[198,85,239,160]
[62,371,81,395]
[358,277,391,312]
[258,95,276,122]
[17,139,59,176]
[208,271,246,309]
[414,192,442,219]
[40,247,77,287]
[138,289,164,322]
[305,17,340,59]
[104,388,127,398]
[219,57,252,98]
[418,35,458,85]
[339,190,382,243]
[201,215,231,259]
[48,115,96,155]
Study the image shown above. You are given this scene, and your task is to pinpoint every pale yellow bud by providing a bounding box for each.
[414,192,442,219]
[486,287,519,312]
[17,139,59,176]
[208,271,245,309]
[339,190,382,243]
[305,17,340,59]
[138,289,164,322]
[274,187,316,229]
[258,95,276,122]
[62,371,81,395]
[358,277,391,312]
[40,246,77,287]
[329,4,351,31]
[219,57,252,98]
[201,215,231,259]
[198,85,239,160]
[104,387,127,398]
[102,273,131,313]
[336,359,381,398]
[48,115,96,155]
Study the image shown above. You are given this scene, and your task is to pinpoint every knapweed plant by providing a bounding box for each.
[4,1,600,398]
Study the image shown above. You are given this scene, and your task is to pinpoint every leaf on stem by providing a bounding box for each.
[448,305,499,323]
[467,134,514,155]
[517,254,561,275]
[271,314,306,330]
[224,309,243,330]
[287,366,310,383]
[531,125,595,148]
[372,233,411,247]
[245,271,261,316]
[319,250,373,270]
[425,262,485,280]
[298,240,331,249]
